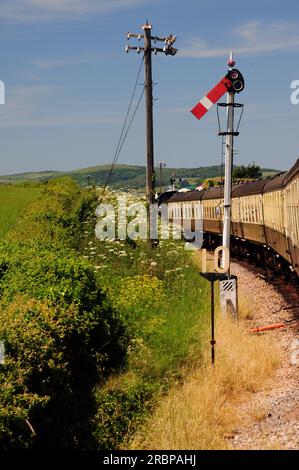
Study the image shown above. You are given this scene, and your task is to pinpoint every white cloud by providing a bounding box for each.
[180,21,299,58]
[0,0,148,22]
[0,84,119,128]
[32,56,94,70]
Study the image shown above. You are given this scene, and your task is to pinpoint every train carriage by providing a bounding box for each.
[164,159,299,279]
[232,180,267,244]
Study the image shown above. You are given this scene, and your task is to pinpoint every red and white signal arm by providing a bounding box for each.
[191,69,244,120]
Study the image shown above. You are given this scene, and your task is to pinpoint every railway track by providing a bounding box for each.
[228,260,299,449]
[232,256,299,324]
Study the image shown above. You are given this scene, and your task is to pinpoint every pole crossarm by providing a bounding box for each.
[126,24,178,57]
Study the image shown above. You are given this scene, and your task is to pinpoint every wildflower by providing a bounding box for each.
[150,261,157,267]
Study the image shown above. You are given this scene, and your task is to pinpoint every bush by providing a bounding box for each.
[7,177,95,249]
[0,242,128,449]
[94,381,157,450]
[0,179,129,449]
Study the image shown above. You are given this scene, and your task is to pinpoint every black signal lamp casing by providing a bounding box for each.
[226,69,245,93]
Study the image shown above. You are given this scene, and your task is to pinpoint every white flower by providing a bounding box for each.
[150,261,157,267]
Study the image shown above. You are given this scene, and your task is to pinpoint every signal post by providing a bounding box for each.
[192,53,245,362]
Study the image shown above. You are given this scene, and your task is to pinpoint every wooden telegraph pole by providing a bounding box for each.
[143,22,155,204]
[126,21,177,207]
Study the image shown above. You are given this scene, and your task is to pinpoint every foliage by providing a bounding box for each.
[0,179,127,449]
[83,189,210,447]
[6,177,96,249]
[233,163,262,180]
[0,182,210,450]
[94,381,157,450]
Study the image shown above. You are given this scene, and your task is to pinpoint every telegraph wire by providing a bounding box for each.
[99,56,145,202]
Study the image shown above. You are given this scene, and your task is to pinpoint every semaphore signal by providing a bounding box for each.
[193,52,245,347]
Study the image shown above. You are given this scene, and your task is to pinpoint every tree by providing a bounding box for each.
[233,163,262,180]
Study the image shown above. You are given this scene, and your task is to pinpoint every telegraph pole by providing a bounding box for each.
[143,22,155,204]
[156,161,166,194]
[126,22,177,207]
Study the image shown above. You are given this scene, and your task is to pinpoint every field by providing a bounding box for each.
[0,185,41,238]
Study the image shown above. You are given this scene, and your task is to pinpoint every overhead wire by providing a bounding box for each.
[99,55,145,202]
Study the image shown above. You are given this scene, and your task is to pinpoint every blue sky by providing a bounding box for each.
[1,0,299,174]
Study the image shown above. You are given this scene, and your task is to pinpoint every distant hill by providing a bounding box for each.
[0,170,63,183]
[0,164,280,190]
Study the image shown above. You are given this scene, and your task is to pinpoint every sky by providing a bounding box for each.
[1,0,299,175]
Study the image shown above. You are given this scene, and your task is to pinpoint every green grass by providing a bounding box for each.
[0,185,41,238]
[82,188,211,448]
[0,182,211,449]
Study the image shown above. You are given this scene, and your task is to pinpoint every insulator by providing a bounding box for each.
[125,45,129,53]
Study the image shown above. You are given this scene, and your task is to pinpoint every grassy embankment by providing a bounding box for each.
[129,258,281,450]
[0,183,281,450]
[0,182,211,449]
[83,189,211,448]
[0,185,41,238]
